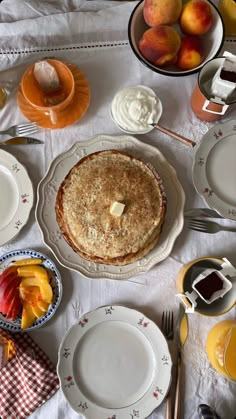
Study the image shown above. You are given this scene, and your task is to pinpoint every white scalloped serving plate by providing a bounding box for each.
[36,134,185,279]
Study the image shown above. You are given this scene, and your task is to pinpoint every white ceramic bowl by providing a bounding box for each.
[128,0,225,77]
[0,249,63,332]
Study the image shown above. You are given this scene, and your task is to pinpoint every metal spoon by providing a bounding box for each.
[150,123,196,148]
[110,108,196,148]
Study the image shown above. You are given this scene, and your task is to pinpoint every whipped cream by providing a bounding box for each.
[111,85,162,133]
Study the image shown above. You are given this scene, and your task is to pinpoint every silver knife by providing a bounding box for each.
[0,137,44,145]
[184,208,223,219]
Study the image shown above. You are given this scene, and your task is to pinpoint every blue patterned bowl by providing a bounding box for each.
[0,248,63,332]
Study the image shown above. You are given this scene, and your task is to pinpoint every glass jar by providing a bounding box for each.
[206,320,236,381]
[0,335,9,369]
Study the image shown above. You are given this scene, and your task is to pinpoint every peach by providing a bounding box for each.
[143,0,182,27]
[139,25,181,67]
[179,0,213,35]
[177,36,204,70]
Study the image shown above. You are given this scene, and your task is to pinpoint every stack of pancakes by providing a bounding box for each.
[55,149,166,265]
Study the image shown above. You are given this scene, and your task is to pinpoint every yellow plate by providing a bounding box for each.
[176,257,236,316]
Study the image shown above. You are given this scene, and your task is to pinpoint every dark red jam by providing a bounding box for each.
[195,272,224,300]
[220,69,236,83]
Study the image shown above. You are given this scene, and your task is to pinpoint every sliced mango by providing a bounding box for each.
[21,301,36,329]
[20,277,53,303]
[37,300,50,312]
[19,287,40,303]
[19,283,51,319]
[19,285,39,296]
[13,258,43,266]
[17,265,49,282]
[31,303,45,319]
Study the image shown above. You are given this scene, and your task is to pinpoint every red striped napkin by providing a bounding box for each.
[0,329,59,419]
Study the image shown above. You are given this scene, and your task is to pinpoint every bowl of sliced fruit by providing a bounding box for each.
[0,249,63,332]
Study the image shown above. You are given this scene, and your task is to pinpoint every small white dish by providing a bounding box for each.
[0,249,63,332]
[57,305,172,419]
[36,134,185,279]
[193,120,236,220]
[0,149,33,246]
[110,85,162,135]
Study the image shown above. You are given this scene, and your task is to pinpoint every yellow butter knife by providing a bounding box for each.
[0,137,43,145]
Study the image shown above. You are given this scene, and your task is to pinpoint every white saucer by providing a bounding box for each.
[0,150,33,245]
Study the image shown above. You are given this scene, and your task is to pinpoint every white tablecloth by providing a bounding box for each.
[0,1,235,418]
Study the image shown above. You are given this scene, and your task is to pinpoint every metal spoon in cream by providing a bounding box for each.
[111,85,196,148]
[111,85,162,134]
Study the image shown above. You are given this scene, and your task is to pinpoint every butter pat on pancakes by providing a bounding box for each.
[110,201,125,217]
[55,150,166,265]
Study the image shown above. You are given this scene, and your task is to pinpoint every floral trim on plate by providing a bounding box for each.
[0,150,33,246]
[193,120,236,220]
[57,305,172,419]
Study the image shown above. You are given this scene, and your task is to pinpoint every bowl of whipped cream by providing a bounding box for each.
[111,85,162,134]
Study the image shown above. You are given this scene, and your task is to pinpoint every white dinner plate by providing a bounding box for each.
[0,149,33,246]
[0,248,63,332]
[36,134,185,279]
[57,305,172,419]
[193,120,236,220]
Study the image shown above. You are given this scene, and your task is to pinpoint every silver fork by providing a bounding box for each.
[161,311,174,419]
[0,122,38,137]
[187,218,236,234]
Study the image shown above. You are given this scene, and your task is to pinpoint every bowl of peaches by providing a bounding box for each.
[0,249,62,332]
[128,0,224,76]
